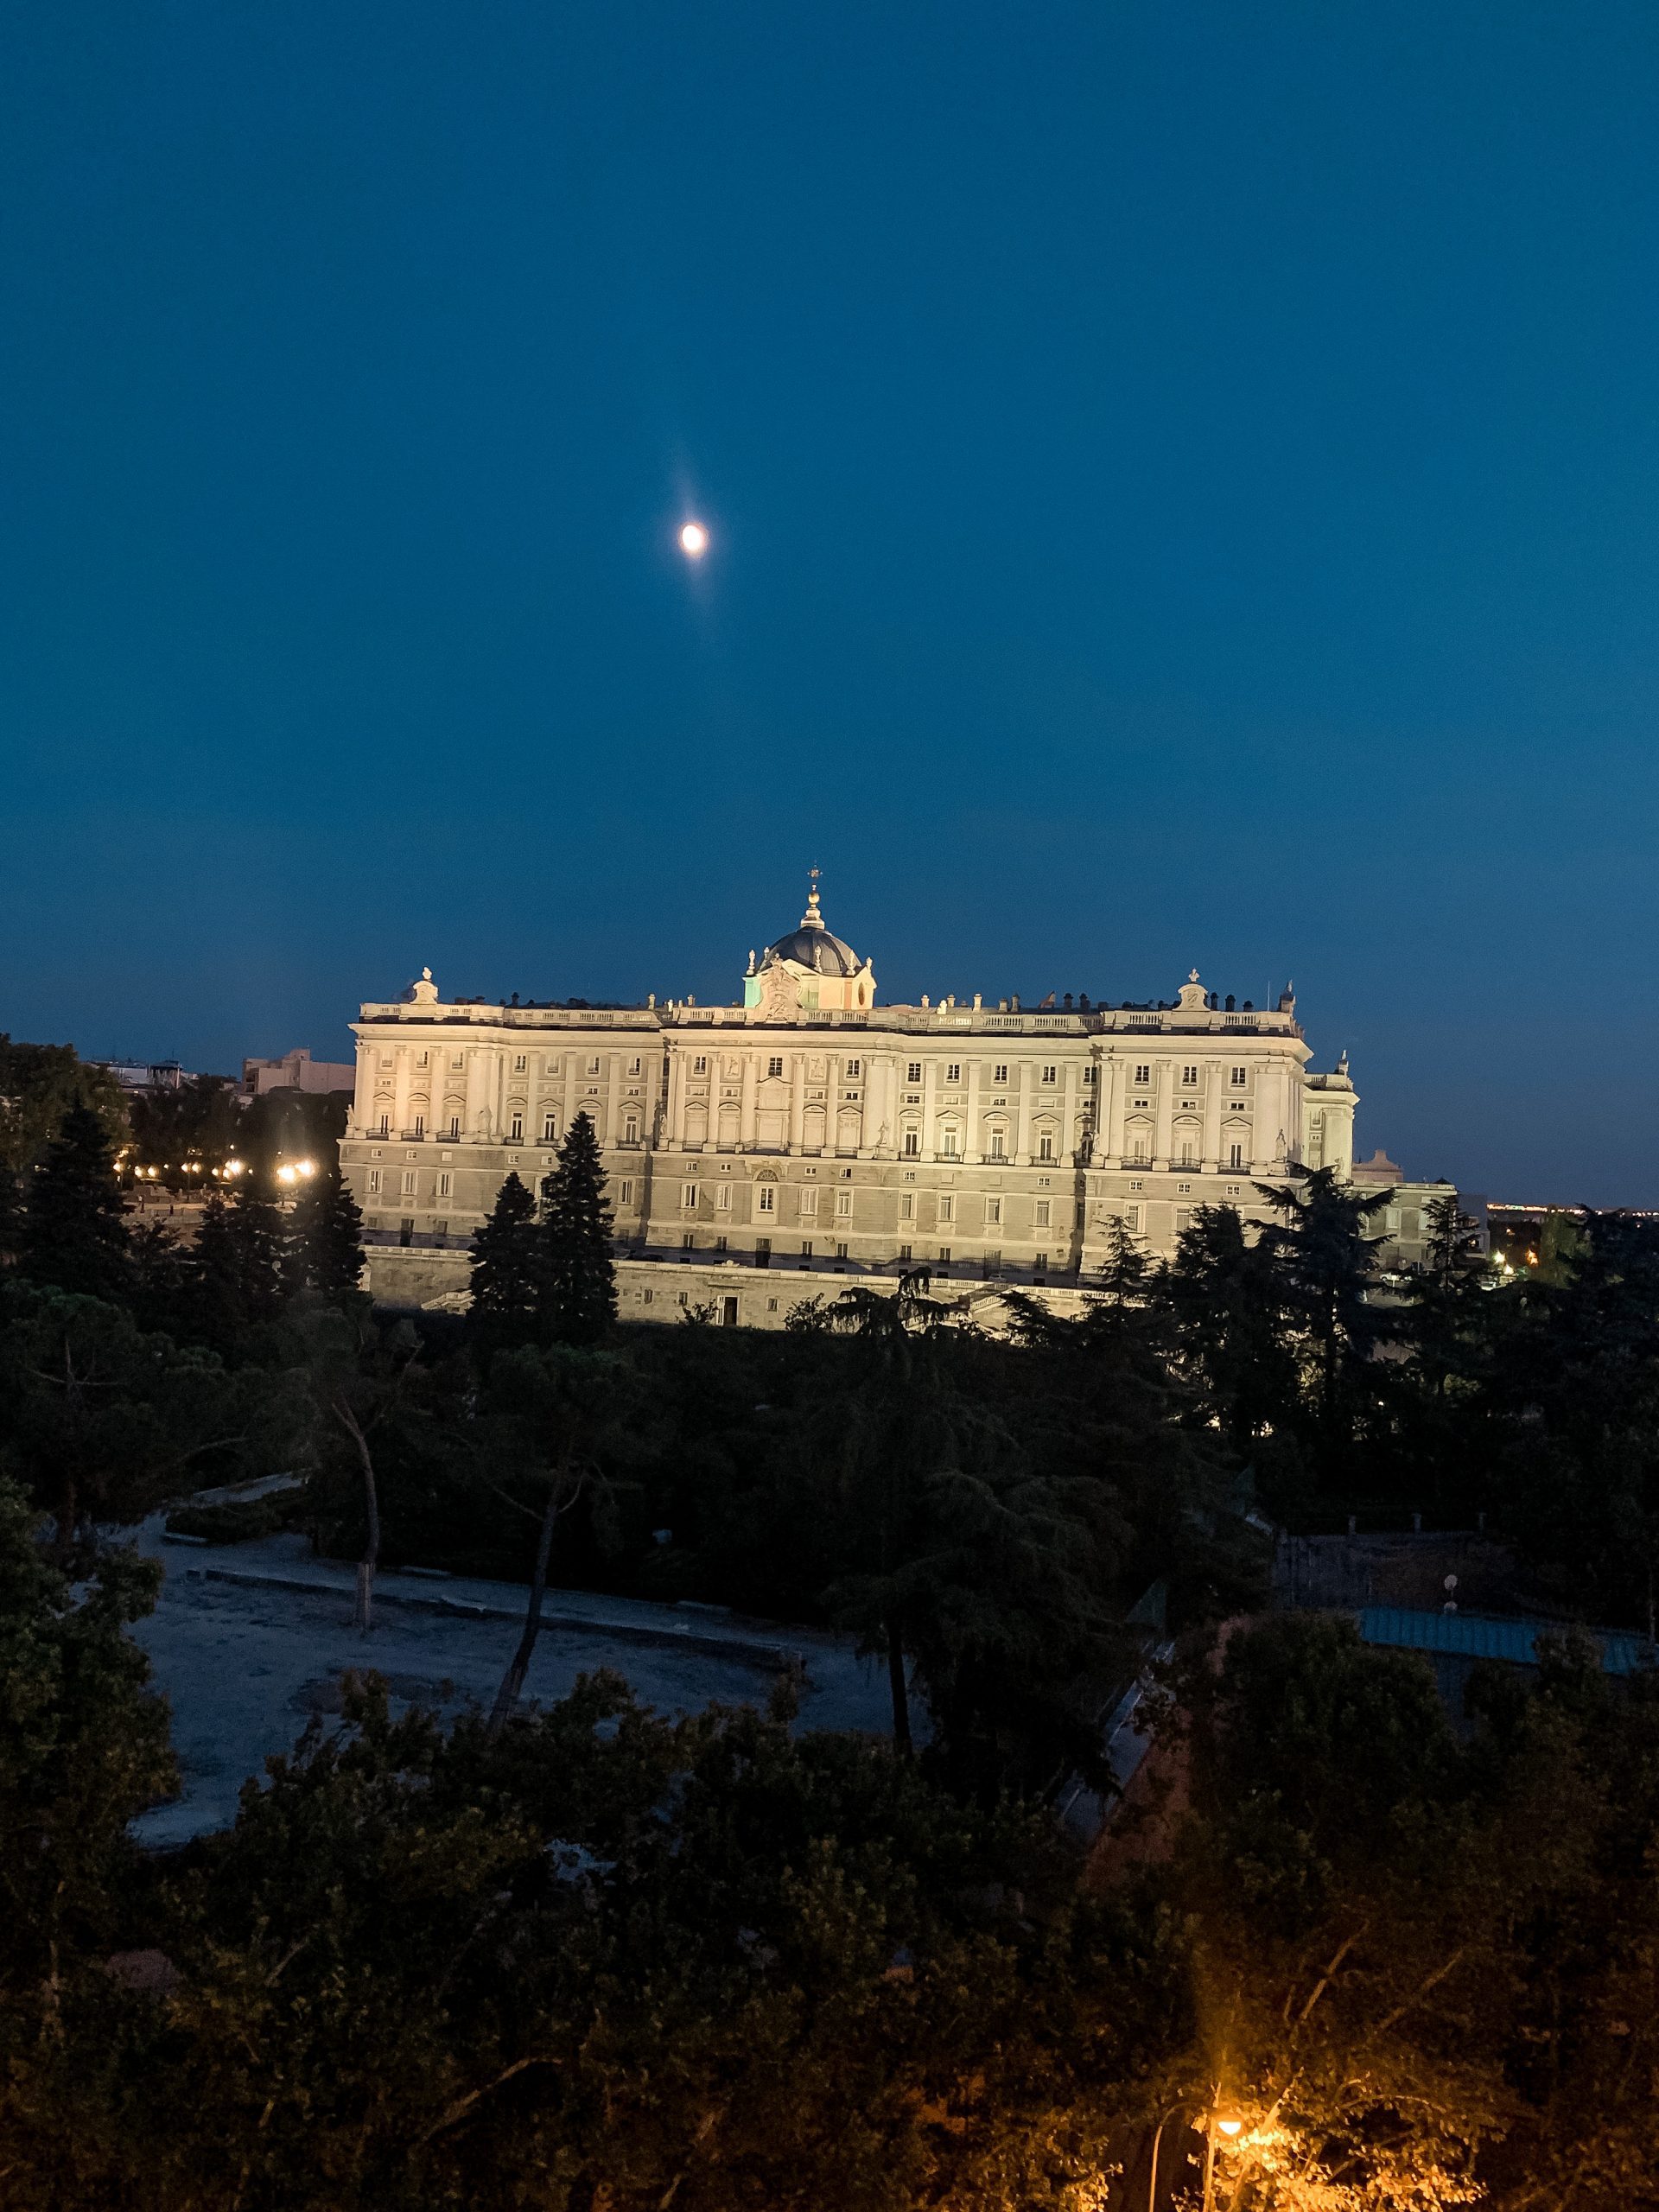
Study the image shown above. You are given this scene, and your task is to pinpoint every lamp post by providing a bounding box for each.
[1147,2099,1243,2212]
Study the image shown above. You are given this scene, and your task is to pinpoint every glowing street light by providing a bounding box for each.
[678,520,709,558]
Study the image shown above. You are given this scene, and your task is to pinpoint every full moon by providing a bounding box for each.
[679,521,709,558]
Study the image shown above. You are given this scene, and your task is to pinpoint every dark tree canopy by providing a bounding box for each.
[283,1166,365,1299]
[467,1170,542,1359]
[20,1102,131,1301]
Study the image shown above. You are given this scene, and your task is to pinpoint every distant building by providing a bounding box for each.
[241,1047,356,1099]
[92,1058,188,1095]
[339,877,1463,1328]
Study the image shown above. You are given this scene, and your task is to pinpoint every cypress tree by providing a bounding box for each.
[285,1166,365,1298]
[21,1103,130,1301]
[538,1111,617,1347]
[467,1170,541,1358]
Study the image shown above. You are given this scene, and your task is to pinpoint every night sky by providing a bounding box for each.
[4,3,1657,1202]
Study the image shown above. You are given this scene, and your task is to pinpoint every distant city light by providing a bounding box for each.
[679,521,709,558]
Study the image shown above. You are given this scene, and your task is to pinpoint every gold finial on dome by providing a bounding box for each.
[800,863,825,930]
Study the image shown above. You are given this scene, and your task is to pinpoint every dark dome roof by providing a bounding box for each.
[766,925,861,976]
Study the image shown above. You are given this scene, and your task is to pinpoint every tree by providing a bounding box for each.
[188,1184,288,1347]
[466,1170,540,1360]
[1255,1163,1395,1474]
[20,1103,130,1302]
[0,1035,128,1176]
[295,1305,428,1632]
[480,1344,634,1733]
[284,1165,365,1299]
[1165,1203,1300,1462]
[0,1164,22,1270]
[0,1475,174,2024]
[0,1285,254,1560]
[537,1110,617,1347]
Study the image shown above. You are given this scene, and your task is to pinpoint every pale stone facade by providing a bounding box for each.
[341,886,1453,1325]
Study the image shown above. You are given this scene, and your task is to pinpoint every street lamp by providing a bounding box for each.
[1147,2099,1245,2212]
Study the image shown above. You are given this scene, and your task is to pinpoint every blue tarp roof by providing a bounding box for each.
[1359,1606,1655,1677]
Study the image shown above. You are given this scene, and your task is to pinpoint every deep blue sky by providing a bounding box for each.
[3,3,1656,1201]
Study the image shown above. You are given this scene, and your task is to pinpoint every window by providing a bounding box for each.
[509,1112,524,1141]
[1177,1181,1192,1195]
[682,1231,696,1250]
[1129,1179,1145,1192]
[982,1197,998,1225]
[946,1063,961,1084]
[682,1182,699,1209]
[624,1113,639,1143]
[835,1190,853,1217]
[898,1243,912,1262]
[801,1188,818,1218]
[1034,1198,1051,1229]
[448,1116,461,1140]
[401,1169,416,1195]
[993,1064,1008,1084]
[1225,1183,1243,1198]
[767,1298,779,1312]
[378,1114,390,1137]
[1231,1066,1248,1086]
[899,1193,915,1221]
[1181,1064,1198,1085]
[1125,1205,1143,1232]
[693,1055,709,1075]
[835,1243,849,1261]
[1131,1137,1147,1163]
[939,1127,959,1157]
[433,1219,448,1236]
[716,1185,733,1211]
[1041,1064,1057,1084]
[412,1114,425,1138]
[906,1062,923,1083]
[801,1240,814,1258]
[903,1129,920,1158]
[844,1058,861,1077]
[1037,1131,1055,1162]
[1178,1139,1196,1166]
[940,1194,956,1224]
[1083,1066,1096,1085]
[1229,1142,1243,1169]
[514,1054,527,1073]
[366,1170,382,1196]
[543,1114,557,1142]
[451,1054,464,1071]
[757,1185,776,1213]
[629,1057,642,1076]
[416,1050,429,1068]
[437,1172,452,1198]
[937,1247,952,1265]
[988,1129,1006,1160]
[767,1056,784,1077]
[588,1058,601,1075]
[620,1180,634,1205]
[715,1235,728,1253]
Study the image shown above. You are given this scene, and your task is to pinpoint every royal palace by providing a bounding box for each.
[341,881,1453,1328]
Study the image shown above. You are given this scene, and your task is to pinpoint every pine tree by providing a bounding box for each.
[537,1112,617,1348]
[284,1166,365,1298]
[191,1184,287,1344]
[20,1103,130,1301]
[467,1171,541,1359]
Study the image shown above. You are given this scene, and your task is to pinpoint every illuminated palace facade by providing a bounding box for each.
[341,883,1451,1327]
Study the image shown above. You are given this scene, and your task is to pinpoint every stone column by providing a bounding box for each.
[1062,1058,1080,1165]
[739,1051,758,1151]
[1153,1058,1174,1171]
[1202,1060,1224,1173]
[920,1056,938,1161]
[464,1047,488,1139]
[1102,1052,1125,1164]
[392,1049,412,1138]
[789,1052,805,1153]
[963,1056,982,1162]
[1014,1059,1033,1166]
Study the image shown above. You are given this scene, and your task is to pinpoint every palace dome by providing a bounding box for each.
[763,882,861,976]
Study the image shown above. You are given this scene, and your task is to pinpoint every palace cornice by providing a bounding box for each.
[354,1001,1306,1044]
